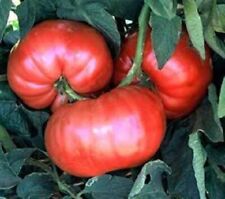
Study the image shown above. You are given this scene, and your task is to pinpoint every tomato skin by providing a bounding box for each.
[113,30,212,119]
[50,93,68,112]
[7,20,113,109]
[113,33,138,85]
[45,86,166,177]
[143,31,212,118]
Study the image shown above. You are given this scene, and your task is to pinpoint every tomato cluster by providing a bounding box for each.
[7,20,212,177]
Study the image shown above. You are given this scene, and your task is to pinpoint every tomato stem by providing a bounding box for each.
[52,165,78,199]
[63,80,84,101]
[56,77,85,101]
[119,4,150,87]
[26,158,52,173]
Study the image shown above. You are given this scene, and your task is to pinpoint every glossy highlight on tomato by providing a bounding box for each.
[45,86,166,177]
[7,20,113,109]
[113,29,212,119]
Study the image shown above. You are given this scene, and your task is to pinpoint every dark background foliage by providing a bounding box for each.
[0,0,225,198]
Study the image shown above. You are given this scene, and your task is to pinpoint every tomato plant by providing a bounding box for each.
[1,0,225,199]
[7,20,113,109]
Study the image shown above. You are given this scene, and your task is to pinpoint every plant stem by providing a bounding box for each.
[37,148,49,158]
[0,74,7,82]
[63,79,84,101]
[208,159,225,182]
[26,158,53,173]
[52,165,78,199]
[26,158,78,199]
[55,77,85,101]
[119,4,150,87]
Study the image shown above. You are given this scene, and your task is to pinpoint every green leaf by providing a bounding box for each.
[128,160,171,199]
[17,173,56,199]
[145,0,177,19]
[6,148,35,175]
[0,188,18,198]
[0,0,12,40]
[193,92,223,143]
[21,107,49,149]
[204,24,225,58]
[0,125,15,152]
[208,84,219,117]
[188,133,207,199]
[16,0,36,38]
[56,1,120,57]
[63,196,72,199]
[151,13,181,68]
[0,146,34,190]
[0,47,10,74]
[161,118,200,199]
[218,77,225,118]
[80,175,133,199]
[30,0,56,22]
[16,0,121,56]
[200,0,225,58]
[56,0,143,20]
[183,0,205,59]
[0,102,29,137]
[0,145,21,190]
[3,30,20,46]
[16,0,56,38]
[0,82,16,101]
[205,167,225,199]
[0,101,49,149]
[212,5,225,33]
[97,0,143,20]
[205,144,225,198]
[206,145,225,166]
[196,0,204,7]
[207,85,224,140]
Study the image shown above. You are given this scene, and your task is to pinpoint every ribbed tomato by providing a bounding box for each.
[7,20,113,109]
[113,30,212,119]
[45,86,166,177]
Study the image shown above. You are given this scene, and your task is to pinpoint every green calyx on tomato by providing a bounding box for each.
[51,76,86,112]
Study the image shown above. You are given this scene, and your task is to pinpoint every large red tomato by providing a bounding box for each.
[113,30,212,119]
[45,86,166,177]
[7,20,113,109]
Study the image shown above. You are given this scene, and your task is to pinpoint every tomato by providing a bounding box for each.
[113,30,212,119]
[113,32,139,85]
[7,20,113,109]
[50,93,68,112]
[45,86,166,177]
